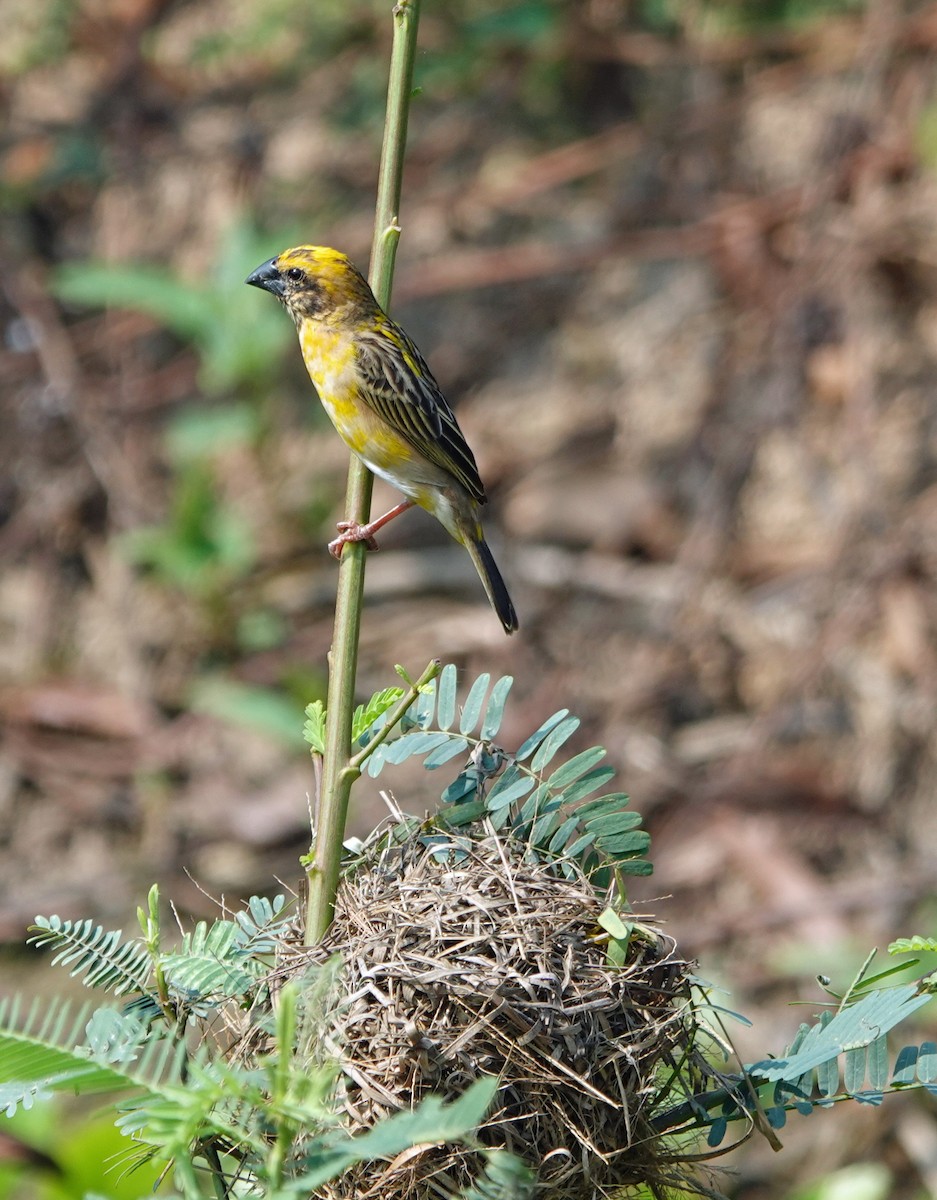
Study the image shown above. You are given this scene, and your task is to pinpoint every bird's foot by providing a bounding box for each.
[328,521,381,559]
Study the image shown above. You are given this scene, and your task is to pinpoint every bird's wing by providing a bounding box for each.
[354,321,487,504]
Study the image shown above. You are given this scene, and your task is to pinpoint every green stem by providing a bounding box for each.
[305,0,422,945]
[203,1143,230,1200]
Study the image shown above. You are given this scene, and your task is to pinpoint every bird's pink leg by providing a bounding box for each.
[328,500,416,559]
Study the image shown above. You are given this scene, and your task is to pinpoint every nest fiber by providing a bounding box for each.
[289,834,703,1199]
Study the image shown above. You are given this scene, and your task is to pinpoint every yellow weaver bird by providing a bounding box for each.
[246,245,519,634]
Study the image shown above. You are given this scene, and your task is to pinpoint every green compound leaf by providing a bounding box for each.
[28,918,152,997]
[353,687,406,743]
[304,700,326,755]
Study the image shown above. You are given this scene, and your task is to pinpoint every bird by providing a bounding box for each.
[245,245,518,634]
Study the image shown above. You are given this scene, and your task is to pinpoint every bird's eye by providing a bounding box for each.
[286,267,304,282]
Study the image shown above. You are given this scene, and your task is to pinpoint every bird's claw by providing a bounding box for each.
[328,521,380,559]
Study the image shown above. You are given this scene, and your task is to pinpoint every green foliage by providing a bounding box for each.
[25,892,292,1029]
[653,952,937,1145]
[28,918,152,996]
[54,221,292,395]
[303,699,326,755]
[0,994,183,1117]
[889,935,937,956]
[303,686,408,757]
[347,663,651,883]
[120,406,260,606]
[8,892,504,1200]
[294,1076,499,1193]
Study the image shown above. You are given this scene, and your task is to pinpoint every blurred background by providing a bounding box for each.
[3,0,937,1195]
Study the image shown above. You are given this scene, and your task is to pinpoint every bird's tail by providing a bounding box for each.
[464,534,519,634]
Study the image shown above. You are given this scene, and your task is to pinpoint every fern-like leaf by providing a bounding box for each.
[304,701,326,754]
[353,687,406,745]
[748,984,931,1083]
[28,917,152,996]
[361,668,653,878]
[162,919,266,1000]
[234,894,292,955]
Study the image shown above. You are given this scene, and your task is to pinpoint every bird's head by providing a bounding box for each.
[245,245,377,324]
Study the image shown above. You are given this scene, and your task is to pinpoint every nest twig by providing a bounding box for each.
[266,829,719,1199]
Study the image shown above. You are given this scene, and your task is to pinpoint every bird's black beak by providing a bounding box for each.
[245,256,285,297]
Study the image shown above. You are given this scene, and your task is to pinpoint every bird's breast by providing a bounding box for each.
[298,321,428,497]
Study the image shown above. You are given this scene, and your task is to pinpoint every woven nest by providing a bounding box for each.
[277,831,712,1200]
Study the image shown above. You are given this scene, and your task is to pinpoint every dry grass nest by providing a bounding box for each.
[278,830,716,1200]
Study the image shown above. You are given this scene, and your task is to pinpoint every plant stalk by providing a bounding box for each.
[305,0,422,945]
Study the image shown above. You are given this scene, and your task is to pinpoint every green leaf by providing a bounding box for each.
[83,1008,148,1065]
[575,792,632,819]
[165,403,260,464]
[868,1035,889,1090]
[423,737,469,769]
[595,831,650,856]
[707,1116,727,1147]
[486,766,535,810]
[893,1044,918,1085]
[844,1045,865,1094]
[365,743,389,778]
[919,1042,937,1084]
[56,263,214,344]
[0,997,181,1116]
[618,858,654,876]
[549,764,616,805]
[547,816,580,855]
[529,716,580,772]
[304,700,326,755]
[597,907,632,940]
[440,770,479,804]
[296,1077,498,1190]
[352,687,406,743]
[528,799,564,846]
[546,746,607,790]
[749,986,933,1082]
[889,936,937,955]
[28,918,152,996]
[851,961,922,990]
[480,675,513,739]
[436,663,458,731]
[515,710,569,761]
[460,673,490,735]
[439,799,489,826]
[458,1149,536,1200]
[562,832,596,860]
[584,810,643,836]
[816,1052,838,1098]
[414,679,438,728]
[383,730,449,764]
[162,919,266,999]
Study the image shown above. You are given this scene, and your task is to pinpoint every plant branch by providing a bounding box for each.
[305,0,422,945]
